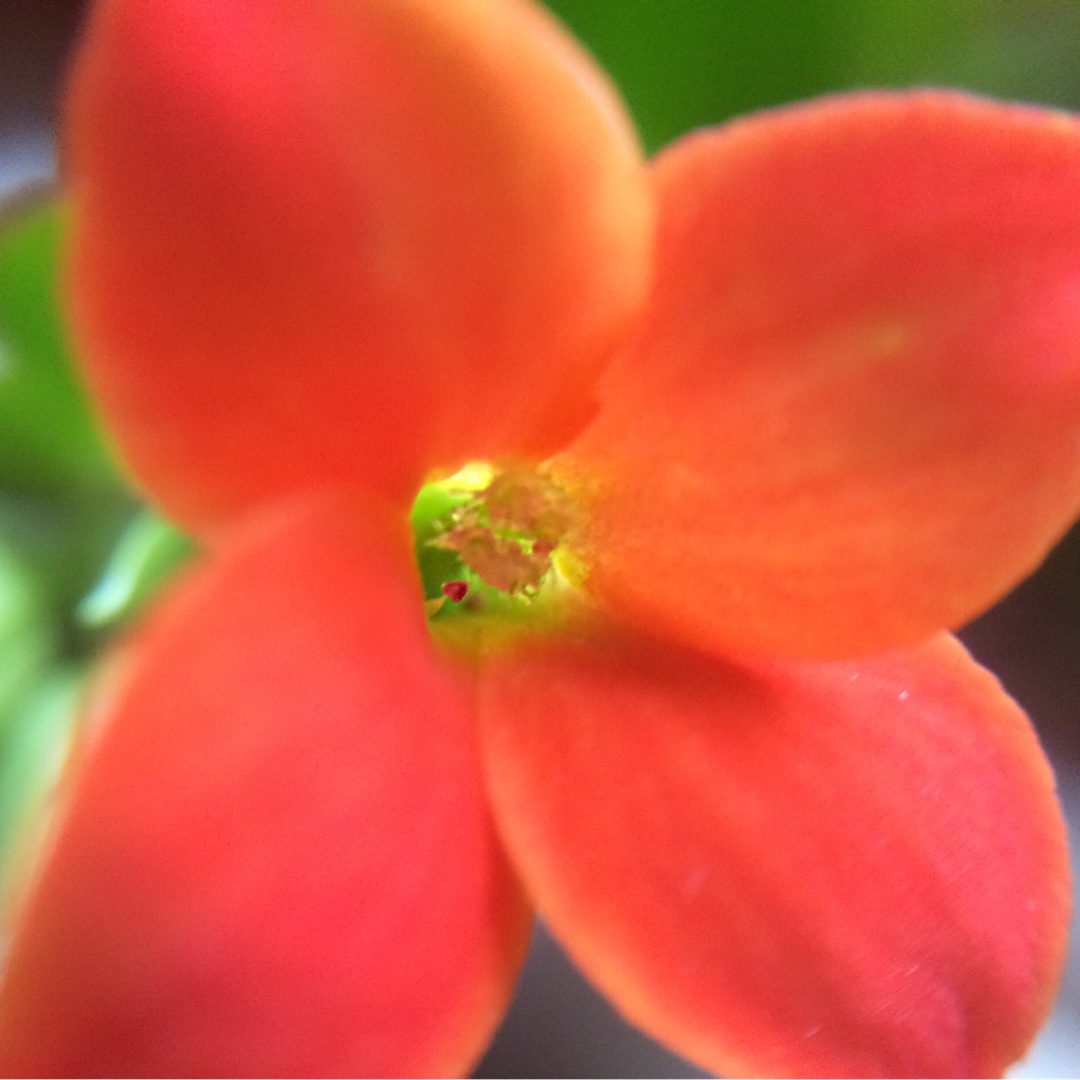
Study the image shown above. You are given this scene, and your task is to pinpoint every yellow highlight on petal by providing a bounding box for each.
[434,461,496,492]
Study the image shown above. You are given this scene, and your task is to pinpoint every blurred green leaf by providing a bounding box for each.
[548,0,843,150]
[0,539,51,718]
[0,195,118,493]
[0,668,83,910]
[547,0,1080,152]
[0,490,138,663]
[79,508,198,630]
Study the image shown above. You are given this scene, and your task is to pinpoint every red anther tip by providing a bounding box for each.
[443,581,469,603]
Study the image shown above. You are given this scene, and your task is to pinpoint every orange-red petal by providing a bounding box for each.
[65,0,651,533]
[556,92,1080,659]
[0,497,530,1077]
[478,621,1070,1077]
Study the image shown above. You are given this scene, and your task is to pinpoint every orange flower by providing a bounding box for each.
[0,1,1078,1075]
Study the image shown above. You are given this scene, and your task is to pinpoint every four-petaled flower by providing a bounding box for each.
[1,1,1079,1076]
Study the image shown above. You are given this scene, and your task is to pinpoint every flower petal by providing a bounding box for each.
[65,0,651,532]
[556,92,1080,658]
[0,497,530,1076]
[477,621,1070,1077]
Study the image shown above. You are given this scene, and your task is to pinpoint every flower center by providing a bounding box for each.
[411,461,574,620]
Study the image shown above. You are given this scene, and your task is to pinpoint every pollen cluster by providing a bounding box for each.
[428,463,573,595]
[412,462,575,619]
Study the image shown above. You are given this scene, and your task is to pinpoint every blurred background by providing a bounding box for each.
[1,1,1079,1075]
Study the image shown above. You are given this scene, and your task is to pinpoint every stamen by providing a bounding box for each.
[428,463,572,597]
[411,461,575,620]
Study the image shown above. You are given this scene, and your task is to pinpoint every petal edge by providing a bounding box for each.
[479,621,1070,1077]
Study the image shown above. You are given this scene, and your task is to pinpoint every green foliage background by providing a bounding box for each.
[549,0,1080,153]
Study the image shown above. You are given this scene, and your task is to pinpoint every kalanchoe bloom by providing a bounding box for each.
[0,0,1077,1076]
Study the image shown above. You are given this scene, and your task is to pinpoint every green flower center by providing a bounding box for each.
[411,462,574,620]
